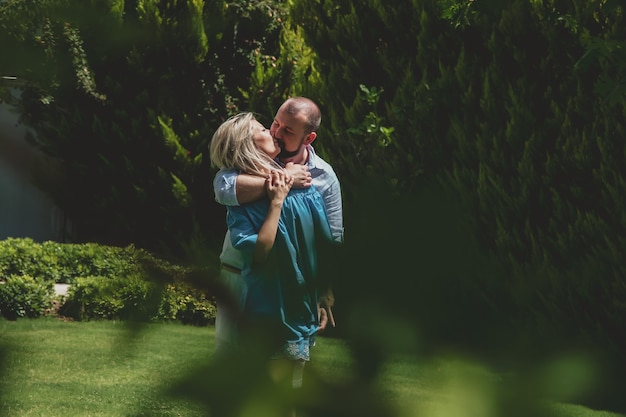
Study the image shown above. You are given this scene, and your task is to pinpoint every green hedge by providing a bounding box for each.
[0,238,217,325]
[0,237,142,284]
[58,275,216,325]
[0,274,54,320]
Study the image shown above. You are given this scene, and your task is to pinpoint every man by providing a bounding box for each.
[213,97,343,353]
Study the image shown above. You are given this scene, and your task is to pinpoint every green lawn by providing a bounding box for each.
[0,319,623,417]
[0,319,211,416]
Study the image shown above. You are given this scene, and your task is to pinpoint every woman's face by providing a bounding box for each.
[252,119,280,159]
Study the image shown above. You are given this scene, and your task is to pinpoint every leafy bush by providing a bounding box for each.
[159,283,217,326]
[0,238,144,284]
[0,238,217,325]
[49,241,142,284]
[0,238,60,282]
[59,276,135,321]
[0,274,54,320]
[59,276,216,325]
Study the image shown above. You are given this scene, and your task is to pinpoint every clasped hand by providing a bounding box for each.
[266,170,293,203]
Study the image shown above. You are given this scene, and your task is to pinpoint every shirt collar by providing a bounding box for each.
[304,144,319,169]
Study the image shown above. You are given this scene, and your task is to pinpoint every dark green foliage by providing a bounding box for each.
[289,0,625,315]
[438,4,626,381]
[287,0,469,195]
[286,0,626,409]
[288,0,625,273]
[1,0,289,258]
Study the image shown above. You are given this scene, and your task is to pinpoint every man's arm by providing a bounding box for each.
[235,169,309,204]
[214,169,267,205]
[315,166,343,329]
[214,166,312,206]
[321,177,344,243]
[235,174,267,204]
[213,168,241,206]
[310,153,344,242]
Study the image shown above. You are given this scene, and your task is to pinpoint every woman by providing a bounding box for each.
[210,112,333,391]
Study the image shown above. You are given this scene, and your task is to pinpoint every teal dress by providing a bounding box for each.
[227,186,332,361]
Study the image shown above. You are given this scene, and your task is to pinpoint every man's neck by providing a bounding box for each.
[279,146,309,165]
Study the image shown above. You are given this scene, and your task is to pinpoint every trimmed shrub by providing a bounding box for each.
[58,276,139,321]
[0,238,217,325]
[59,276,216,325]
[0,274,54,320]
[159,283,217,326]
[0,238,143,284]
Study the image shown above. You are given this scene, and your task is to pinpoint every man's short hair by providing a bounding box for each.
[283,97,321,134]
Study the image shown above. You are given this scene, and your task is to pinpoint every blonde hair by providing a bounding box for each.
[210,112,282,177]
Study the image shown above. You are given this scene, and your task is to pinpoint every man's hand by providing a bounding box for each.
[318,306,329,331]
[285,162,312,188]
[317,289,336,331]
[234,174,269,204]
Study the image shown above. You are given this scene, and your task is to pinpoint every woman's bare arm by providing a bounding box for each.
[253,171,293,265]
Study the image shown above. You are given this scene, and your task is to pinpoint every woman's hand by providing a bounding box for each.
[266,170,293,204]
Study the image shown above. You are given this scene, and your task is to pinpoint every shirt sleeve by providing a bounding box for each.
[309,149,344,243]
[320,175,344,243]
[213,169,240,206]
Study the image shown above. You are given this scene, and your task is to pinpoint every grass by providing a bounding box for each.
[375,355,625,417]
[0,318,624,417]
[0,319,211,416]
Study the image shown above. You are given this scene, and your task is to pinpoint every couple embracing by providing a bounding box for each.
[209,97,343,394]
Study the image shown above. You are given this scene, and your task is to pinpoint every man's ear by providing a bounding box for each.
[304,131,317,145]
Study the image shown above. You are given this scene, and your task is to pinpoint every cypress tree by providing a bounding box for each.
[288,0,626,394]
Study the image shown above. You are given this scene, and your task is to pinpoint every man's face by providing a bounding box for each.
[270,106,310,159]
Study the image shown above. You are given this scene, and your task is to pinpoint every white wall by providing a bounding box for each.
[0,102,68,242]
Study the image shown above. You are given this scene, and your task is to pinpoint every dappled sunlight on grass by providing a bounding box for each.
[374,351,626,417]
[0,319,211,416]
[1,319,625,417]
